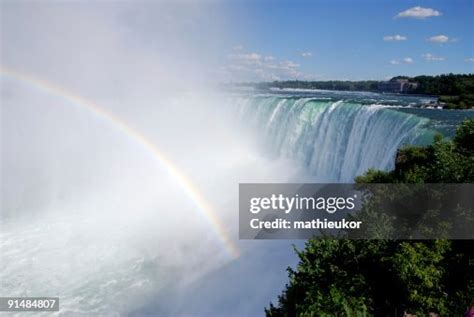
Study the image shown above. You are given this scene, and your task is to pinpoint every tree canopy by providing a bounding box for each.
[266,120,474,317]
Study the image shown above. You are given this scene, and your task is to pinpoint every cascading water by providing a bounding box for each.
[230,95,434,182]
[1,86,468,316]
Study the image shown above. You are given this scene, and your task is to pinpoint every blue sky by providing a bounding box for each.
[2,1,472,84]
[220,0,474,81]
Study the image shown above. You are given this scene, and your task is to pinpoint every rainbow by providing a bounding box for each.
[0,66,240,258]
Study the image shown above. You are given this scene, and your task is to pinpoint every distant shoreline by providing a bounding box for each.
[267,86,439,98]
[227,73,474,109]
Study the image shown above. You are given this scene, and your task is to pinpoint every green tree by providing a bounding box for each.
[266,120,474,317]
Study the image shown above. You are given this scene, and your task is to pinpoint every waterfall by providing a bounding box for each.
[230,96,432,182]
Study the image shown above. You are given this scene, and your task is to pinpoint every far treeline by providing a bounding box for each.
[257,74,474,109]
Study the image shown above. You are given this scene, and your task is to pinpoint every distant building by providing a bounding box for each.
[377,79,418,93]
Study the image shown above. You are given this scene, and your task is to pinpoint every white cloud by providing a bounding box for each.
[242,53,262,61]
[232,45,243,51]
[225,50,306,81]
[383,35,407,41]
[395,6,442,19]
[390,57,413,65]
[422,53,445,61]
[280,60,300,69]
[301,52,312,57]
[227,52,262,62]
[465,58,474,62]
[426,35,452,43]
